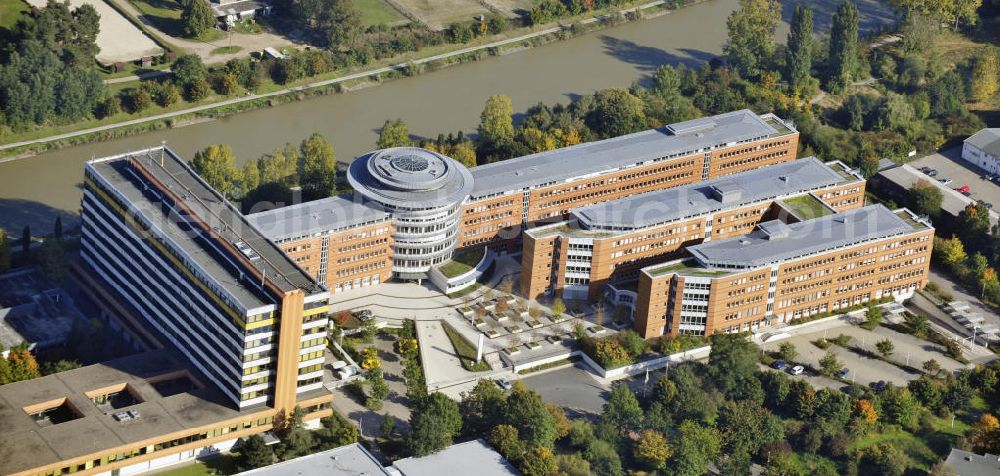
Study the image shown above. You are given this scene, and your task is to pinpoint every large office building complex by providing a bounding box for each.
[633,205,933,338]
[249,109,800,293]
[519,157,866,301]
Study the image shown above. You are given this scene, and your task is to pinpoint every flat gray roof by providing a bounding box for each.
[0,350,272,476]
[966,128,1000,157]
[236,443,389,476]
[87,148,324,311]
[469,110,794,199]
[574,157,851,230]
[392,440,519,476]
[247,196,390,243]
[687,205,929,268]
[943,449,1000,476]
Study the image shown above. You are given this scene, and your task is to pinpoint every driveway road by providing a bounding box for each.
[519,365,609,415]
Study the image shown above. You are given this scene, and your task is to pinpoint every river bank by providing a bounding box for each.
[0,0,677,159]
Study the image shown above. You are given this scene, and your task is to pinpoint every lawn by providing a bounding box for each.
[440,321,491,371]
[0,0,28,31]
[212,45,242,55]
[354,0,407,26]
[154,456,236,476]
[438,247,484,278]
[129,0,224,41]
[849,429,940,471]
[783,194,833,220]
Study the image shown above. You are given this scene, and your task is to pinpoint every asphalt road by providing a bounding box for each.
[911,147,1000,210]
[519,364,610,415]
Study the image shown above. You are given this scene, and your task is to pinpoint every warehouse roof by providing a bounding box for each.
[236,443,389,476]
[247,196,390,243]
[966,128,1000,158]
[687,205,930,268]
[574,157,852,230]
[468,110,795,199]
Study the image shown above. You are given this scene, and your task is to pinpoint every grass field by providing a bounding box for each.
[391,0,489,30]
[441,321,491,371]
[0,0,28,31]
[212,45,242,55]
[354,0,407,26]
[129,0,224,41]
[153,456,236,476]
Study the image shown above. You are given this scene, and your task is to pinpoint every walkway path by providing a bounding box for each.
[0,0,668,153]
[104,69,172,85]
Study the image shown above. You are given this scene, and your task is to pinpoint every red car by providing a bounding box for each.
[957,185,971,194]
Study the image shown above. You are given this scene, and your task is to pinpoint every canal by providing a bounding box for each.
[0,0,896,233]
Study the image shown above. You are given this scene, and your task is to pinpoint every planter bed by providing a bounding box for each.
[526,319,543,329]
[526,342,542,350]
[485,328,501,338]
[504,325,523,333]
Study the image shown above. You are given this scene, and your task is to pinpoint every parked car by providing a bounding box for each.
[927,169,939,177]
[939,178,953,185]
[835,368,850,379]
[495,378,513,391]
[789,365,805,375]
[957,185,971,194]
[978,200,994,209]
[773,360,787,370]
[871,380,887,391]
[963,190,972,197]
[920,166,932,173]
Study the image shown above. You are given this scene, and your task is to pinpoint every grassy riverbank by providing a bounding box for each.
[0,0,680,159]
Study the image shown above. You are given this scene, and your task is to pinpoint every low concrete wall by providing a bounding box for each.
[429,249,495,294]
[511,344,711,380]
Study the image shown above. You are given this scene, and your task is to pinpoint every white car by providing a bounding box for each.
[938,178,953,186]
[789,365,805,375]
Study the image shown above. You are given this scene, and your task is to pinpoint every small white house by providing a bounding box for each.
[962,128,1000,175]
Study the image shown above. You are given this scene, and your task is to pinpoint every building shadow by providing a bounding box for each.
[0,198,79,237]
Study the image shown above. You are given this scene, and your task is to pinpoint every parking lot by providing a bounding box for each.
[761,323,968,388]
[911,147,1000,210]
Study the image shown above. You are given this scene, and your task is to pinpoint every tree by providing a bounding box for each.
[586,88,647,138]
[827,1,860,92]
[449,142,478,168]
[785,4,814,93]
[716,401,781,474]
[505,382,557,448]
[237,434,274,471]
[36,238,67,283]
[519,447,558,476]
[182,0,216,38]
[406,393,462,456]
[859,443,909,476]
[911,180,943,217]
[969,414,1000,454]
[377,119,410,148]
[582,439,623,476]
[936,235,968,268]
[602,383,643,432]
[971,47,999,101]
[550,298,566,316]
[708,333,759,397]
[545,404,571,439]
[478,94,515,154]
[126,86,152,113]
[459,379,507,435]
[929,71,966,116]
[555,454,591,476]
[852,399,879,435]
[634,429,672,471]
[778,342,798,361]
[723,0,781,78]
[819,352,842,376]
[923,358,942,377]
[216,73,239,96]
[863,304,883,330]
[380,414,396,437]
[299,133,337,200]
[366,367,389,409]
[890,0,981,28]
[318,0,362,48]
[190,144,240,198]
[876,339,895,357]
[670,421,722,476]
[0,228,11,273]
[172,54,207,87]
[489,424,524,460]
[159,82,181,107]
[187,77,211,102]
